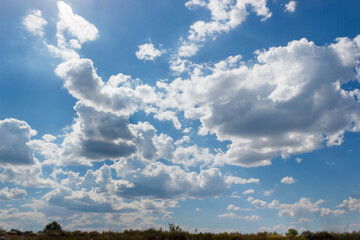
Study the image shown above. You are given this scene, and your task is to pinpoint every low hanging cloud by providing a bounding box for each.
[218,212,260,221]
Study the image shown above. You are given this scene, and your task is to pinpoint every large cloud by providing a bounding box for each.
[118,162,258,199]
[159,36,360,167]
[60,103,137,164]
[0,118,37,165]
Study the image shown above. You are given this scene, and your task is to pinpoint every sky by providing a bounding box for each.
[0,0,360,234]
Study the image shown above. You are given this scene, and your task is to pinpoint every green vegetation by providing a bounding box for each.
[0,222,359,240]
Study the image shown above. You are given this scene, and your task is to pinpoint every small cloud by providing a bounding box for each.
[264,190,274,196]
[230,192,241,199]
[136,43,163,61]
[227,204,240,211]
[182,127,192,134]
[195,208,200,212]
[295,158,302,163]
[243,189,254,195]
[281,176,295,184]
[22,9,48,37]
[247,197,254,202]
[285,1,297,13]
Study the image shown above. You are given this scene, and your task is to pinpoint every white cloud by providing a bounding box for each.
[0,208,47,231]
[172,0,272,73]
[250,199,267,208]
[0,162,57,188]
[281,176,295,184]
[264,190,274,196]
[171,145,216,168]
[258,224,289,234]
[161,35,360,167]
[178,43,200,57]
[185,0,207,9]
[218,212,260,221]
[187,0,271,42]
[268,198,324,217]
[230,192,242,199]
[22,9,48,37]
[0,118,37,165]
[247,197,254,202]
[136,43,163,61]
[337,197,360,211]
[120,163,239,199]
[285,1,297,13]
[154,111,182,129]
[56,1,99,47]
[296,158,302,163]
[320,208,345,216]
[227,204,240,211]
[227,204,253,212]
[0,187,27,201]
[243,189,255,195]
[225,176,260,184]
[298,217,312,223]
[196,208,200,212]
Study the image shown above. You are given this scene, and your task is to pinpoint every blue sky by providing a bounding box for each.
[1,0,360,233]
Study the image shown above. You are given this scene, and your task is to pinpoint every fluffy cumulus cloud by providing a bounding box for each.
[337,197,360,212]
[285,1,297,13]
[281,176,295,184]
[320,208,345,216]
[56,1,99,48]
[22,9,48,37]
[160,36,360,167]
[0,118,37,165]
[136,43,163,61]
[15,0,360,231]
[0,208,47,231]
[0,187,27,201]
[268,198,324,217]
[0,162,56,188]
[119,163,255,199]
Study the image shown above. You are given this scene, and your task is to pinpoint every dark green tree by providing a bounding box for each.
[286,228,298,240]
[43,221,63,234]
